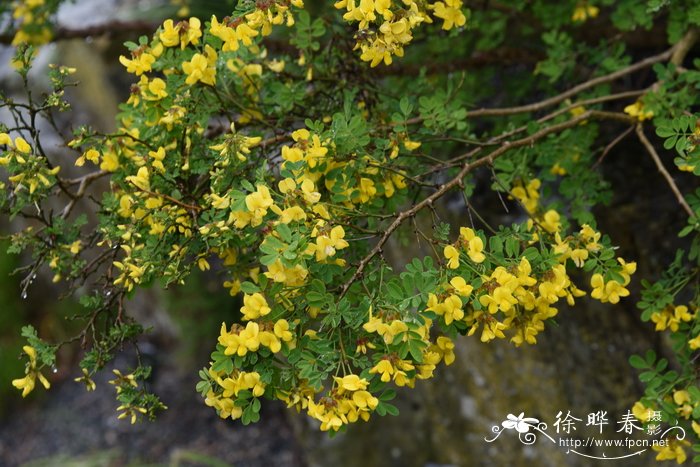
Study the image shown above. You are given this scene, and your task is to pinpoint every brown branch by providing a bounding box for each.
[60,170,110,219]
[130,183,203,212]
[421,110,634,178]
[465,48,675,118]
[671,28,699,66]
[394,37,687,129]
[491,89,646,144]
[635,124,695,219]
[339,109,611,298]
[593,126,634,169]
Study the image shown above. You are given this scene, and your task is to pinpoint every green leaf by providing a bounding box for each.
[399,97,413,116]
[629,354,648,369]
[379,389,396,401]
[240,281,259,294]
[277,223,293,243]
[655,126,675,138]
[663,136,678,150]
[382,402,399,416]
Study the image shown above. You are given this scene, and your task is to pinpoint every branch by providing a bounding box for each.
[395,36,688,129]
[339,110,608,298]
[490,89,646,144]
[130,183,203,212]
[60,170,110,219]
[635,124,695,219]
[466,47,676,118]
[671,28,699,66]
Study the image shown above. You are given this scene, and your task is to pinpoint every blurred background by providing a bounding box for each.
[0,0,689,465]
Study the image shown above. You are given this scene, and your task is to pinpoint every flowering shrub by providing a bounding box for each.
[1,0,700,461]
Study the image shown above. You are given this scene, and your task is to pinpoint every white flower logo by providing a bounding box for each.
[502,412,540,433]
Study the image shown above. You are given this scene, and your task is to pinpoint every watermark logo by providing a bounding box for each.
[484,410,686,460]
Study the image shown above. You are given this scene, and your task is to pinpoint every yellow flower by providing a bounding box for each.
[267,59,285,73]
[511,179,540,214]
[145,78,168,100]
[240,293,271,320]
[68,240,82,255]
[460,227,485,263]
[572,3,599,22]
[449,276,473,297]
[570,248,588,267]
[100,151,119,172]
[334,374,369,392]
[480,318,507,342]
[126,166,150,191]
[273,319,294,342]
[119,53,156,76]
[541,209,561,233]
[441,294,464,325]
[688,334,700,350]
[370,359,395,382]
[245,184,274,221]
[432,0,467,30]
[403,139,421,151]
[444,245,460,269]
[652,438,690,463]
[603,280,629,304]
[312,226,349,261]
[239,322,262,354]
[624,101,653,121]
[182,49,217,86]
[632,401,652,422]
[14,136,32,154]
[159,19,180,47]
[352,390,379,409]
[479,286,518,313]
[436,336,456,365]
[590,273,606,301]
[12,345,50,397]
[160,17,201,49]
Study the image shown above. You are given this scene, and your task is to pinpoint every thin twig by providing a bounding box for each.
[466,48,676,118]
[593,126,634,169]
[635,124,695,219]
[130,183,203,212]
[61,170,110,219]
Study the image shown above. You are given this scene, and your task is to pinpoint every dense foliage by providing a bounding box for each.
[2,0,700,462]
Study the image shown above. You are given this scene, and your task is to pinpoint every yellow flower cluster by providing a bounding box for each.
[650,304,694,332]
[440,212,633,346]
[511,178,541,215]
[443,227,486,268]
[510,178,562,234]
[590,258,635,304]
[471,259,583,345]
[335,0,466,67]
[362,312,455,385]
[205,369,266,420]
[305,375,379,431]
[218,319,294,356]
[11,345,50,397]
[0,133,61,195]
[624,100,654,121]
[10,0,52,47]
[571,2,599,23]
[634,391,700,463]
[554,224,601,267]
[209,125,262,167]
